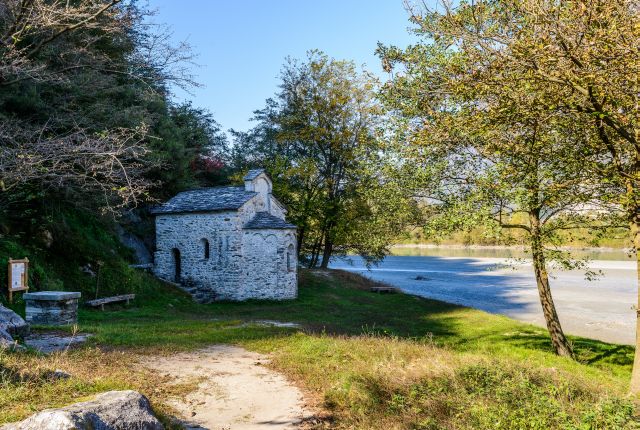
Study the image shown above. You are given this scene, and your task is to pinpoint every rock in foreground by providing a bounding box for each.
[24,332,91,354]
[1,390,163,430]
[0,326,15,348]
[0,305,29,338]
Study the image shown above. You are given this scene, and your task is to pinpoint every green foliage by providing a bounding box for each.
[0,208,165,307]
[232,51,420,267]
[376,0,636,357]
[398,220,631,249]
[378,11,622,264]
[0,1,229,223]
[0,2,230,309]
[146,101,230,198]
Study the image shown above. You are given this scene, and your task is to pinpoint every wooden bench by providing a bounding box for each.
[129,263,153,270]
[86,294,135,310]
[369,286,397,294]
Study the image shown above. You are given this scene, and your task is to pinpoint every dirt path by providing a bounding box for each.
[144,345,311,430]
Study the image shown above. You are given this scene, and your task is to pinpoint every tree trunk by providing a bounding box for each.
[320,239,333,269]
[297,226,305,260]
[529,212,574,358]
[628,209,640,394]
[309,238,321,268]
[319,216,335,269]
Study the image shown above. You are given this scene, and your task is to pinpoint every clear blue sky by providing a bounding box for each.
[149,1,418,134]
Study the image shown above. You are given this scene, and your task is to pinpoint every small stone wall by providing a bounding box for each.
[24,291,81,326]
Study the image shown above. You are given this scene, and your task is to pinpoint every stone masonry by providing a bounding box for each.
[24,291,81,326]
[151,169,298,302]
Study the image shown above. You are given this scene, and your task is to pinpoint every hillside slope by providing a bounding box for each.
[0,209,161,310]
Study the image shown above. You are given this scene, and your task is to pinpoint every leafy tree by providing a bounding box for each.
[0,0,227,222]
[0,0,149,211]
[149,102,229,198]
[0,0,208,213]
[233,51,420,267]
[398,0,640,392]
[378,0,627,358]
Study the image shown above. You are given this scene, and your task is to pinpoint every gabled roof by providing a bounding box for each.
[244,212,296,230]
[150,187,256,215]
[243,168,266,181]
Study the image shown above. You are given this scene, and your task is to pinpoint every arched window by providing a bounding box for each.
[286,244,295,272]
[201,238,210,259]
[172,248,181,282]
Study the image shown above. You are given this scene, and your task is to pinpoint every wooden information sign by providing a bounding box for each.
[7,258,29,303]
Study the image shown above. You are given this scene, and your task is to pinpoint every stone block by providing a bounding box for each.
[24,292,81,301]
[24,291,80,326]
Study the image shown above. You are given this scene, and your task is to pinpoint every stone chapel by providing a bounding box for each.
[151,169,298,302]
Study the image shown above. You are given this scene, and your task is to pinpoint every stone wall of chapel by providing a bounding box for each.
[153,211,243,303]
[154,206,297,302]
[240,229,297,300]
[269,196,287,218]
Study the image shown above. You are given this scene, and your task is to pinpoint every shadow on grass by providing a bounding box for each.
[77,269,634,371]
[328,261,637,371]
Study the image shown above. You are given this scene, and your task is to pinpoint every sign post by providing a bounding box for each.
[7,258,29,303]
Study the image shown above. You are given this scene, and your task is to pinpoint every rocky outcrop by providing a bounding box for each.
[1,390,164,430]
[115,224,153,265]
[0,304,29,338]
[0,326,24,351]
[24,333,90,354]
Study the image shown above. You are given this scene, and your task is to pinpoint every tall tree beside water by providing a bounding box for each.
[378,0,628,359]
[232,51,420,267]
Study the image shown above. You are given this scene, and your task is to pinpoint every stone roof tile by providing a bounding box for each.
[243,169,266,181]
[244,212,296,230]
[150,187,256,215]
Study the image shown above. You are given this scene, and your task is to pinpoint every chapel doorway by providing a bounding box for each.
[172,248,181,282]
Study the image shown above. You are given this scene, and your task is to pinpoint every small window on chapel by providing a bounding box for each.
[202,238,210,259]
[287,244,295,272]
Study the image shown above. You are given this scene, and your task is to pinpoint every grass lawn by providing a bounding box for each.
[1,269,639,429]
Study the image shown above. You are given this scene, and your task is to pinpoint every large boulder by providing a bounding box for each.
[0,326,24,351]
[0,305,29,338]
[0,326,14,347]
[1,390,164,430]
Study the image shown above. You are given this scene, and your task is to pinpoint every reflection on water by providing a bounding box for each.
[390,246,633,261]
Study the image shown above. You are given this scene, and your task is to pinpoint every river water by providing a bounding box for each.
[329,246,636,345]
